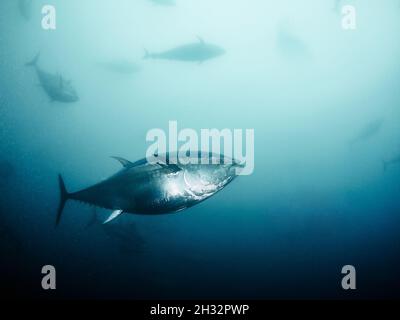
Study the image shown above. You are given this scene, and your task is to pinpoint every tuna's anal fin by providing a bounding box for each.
[103,210,124,224]
[111,156,133,168]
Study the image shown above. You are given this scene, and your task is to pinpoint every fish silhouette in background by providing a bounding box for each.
[144,37,226,64]
[96,60,141,75]
[86,208,146,255]
[18,0,33,21]
[25,53,79,103]
[349,118,384,146]
[383,153,400,172]
[149,0,176,6]
[276,25,311,61]
[56,152,243,226]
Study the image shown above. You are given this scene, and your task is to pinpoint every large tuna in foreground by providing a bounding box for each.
[57,152,243,225]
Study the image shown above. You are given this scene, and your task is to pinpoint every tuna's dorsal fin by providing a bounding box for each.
[197,36,205,45]
[111,156,133,168]
[103,210,123,224]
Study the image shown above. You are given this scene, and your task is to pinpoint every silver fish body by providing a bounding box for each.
[57,153,242,225]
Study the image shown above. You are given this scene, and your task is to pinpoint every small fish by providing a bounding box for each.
[350,118,384,146]
[144,37,225,64]
[26,53,79,103]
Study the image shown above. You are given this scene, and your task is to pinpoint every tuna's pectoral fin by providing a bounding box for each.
[111,156,133,168]
[157,162,182,173]
[103,210,124,224]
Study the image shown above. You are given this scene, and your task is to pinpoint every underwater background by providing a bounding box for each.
[1,0,400,299]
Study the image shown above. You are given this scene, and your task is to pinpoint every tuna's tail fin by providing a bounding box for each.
[57,174,70,226]
[25,52,40,67]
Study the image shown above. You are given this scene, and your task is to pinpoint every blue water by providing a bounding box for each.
[1,0,400,299]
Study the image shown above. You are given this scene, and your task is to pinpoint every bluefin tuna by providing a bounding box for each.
[57,152,243,225]
[144,37,225,63]
[25,53,79,103]
[350,118,384,146]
